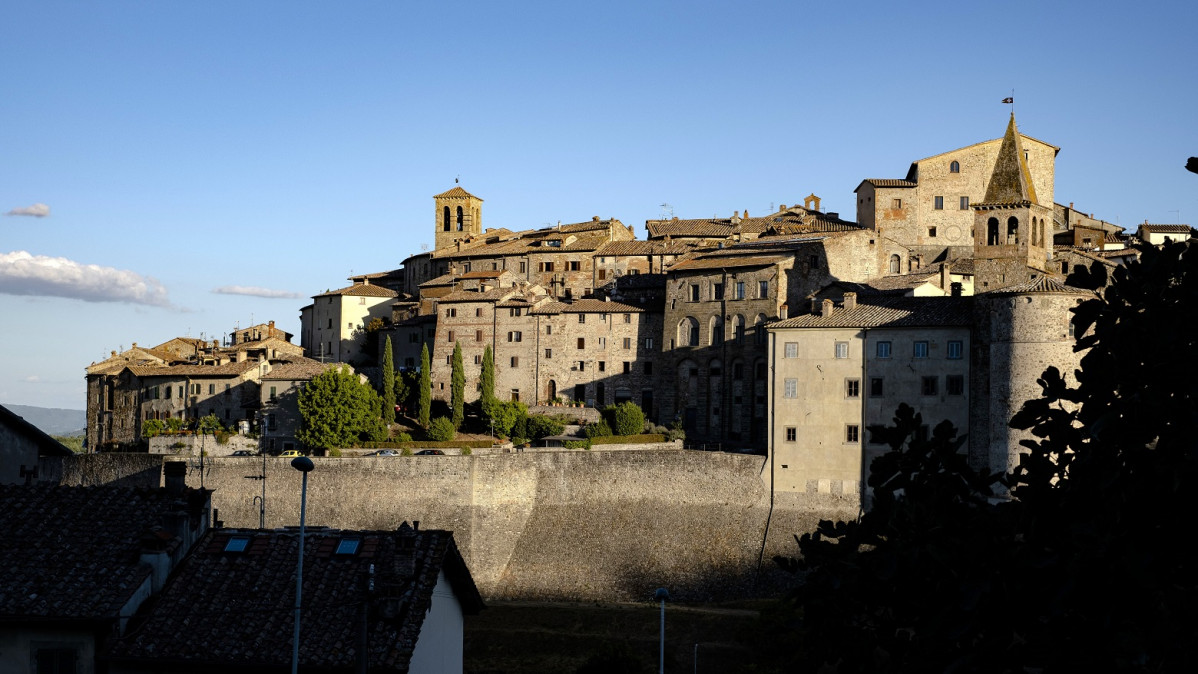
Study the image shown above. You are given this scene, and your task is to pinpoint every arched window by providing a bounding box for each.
[710,315,724,346]
[889,254,901,273]
[987,217,1000,245]
[733,315,746,343]
[754,314,768,346]
[546,379,557,402]
[456,206,464,231]
[443,206,451,232]
[678,317,700,347]
[1007,216,1020,244]
[950,160,960,173]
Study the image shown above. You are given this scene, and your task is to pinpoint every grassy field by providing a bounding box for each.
[464,599,773,673]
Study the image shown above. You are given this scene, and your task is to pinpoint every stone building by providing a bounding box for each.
[257,358,340,454]
[298,281,398,364]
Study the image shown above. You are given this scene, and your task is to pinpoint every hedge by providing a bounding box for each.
[588,433,667,445]
[360,440,494,449]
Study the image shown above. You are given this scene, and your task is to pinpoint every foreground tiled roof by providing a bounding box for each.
[668,253,791,272]
[770,296,974,329]
[1139,224,1192,234]
[419,272,459,287]
[595,240,692,256]
[261,359,340,381]
[314,283,399,299]
[0,484,207,621]
[107,524,482,671]
[128,360,260,378]
[988,276,1095,296]
[530,298,645,314]
[857,179,918,189]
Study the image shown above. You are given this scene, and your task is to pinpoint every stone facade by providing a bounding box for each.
[299,282,397,363]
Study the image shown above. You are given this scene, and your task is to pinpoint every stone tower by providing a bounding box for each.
[971,114,1054,291]
[434,186,483,251]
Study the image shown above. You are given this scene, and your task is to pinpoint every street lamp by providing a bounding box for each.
[291,456,314,674]
[655,587,670,674]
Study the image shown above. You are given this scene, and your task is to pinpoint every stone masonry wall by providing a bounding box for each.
[53,450,856,601]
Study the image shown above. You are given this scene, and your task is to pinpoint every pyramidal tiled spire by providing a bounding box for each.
[982,113,1039,205]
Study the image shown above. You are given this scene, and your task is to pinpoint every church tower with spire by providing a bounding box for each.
[433,185,483,251]
[971,114,1054,291]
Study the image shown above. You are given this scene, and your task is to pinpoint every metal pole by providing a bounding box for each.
[659,598,665,674]
[291,456,314,674]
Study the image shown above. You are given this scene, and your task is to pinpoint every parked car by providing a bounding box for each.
[230,450,256,457]
[279,449,304,458]
[415,449,445,456]
[368,449,401,457]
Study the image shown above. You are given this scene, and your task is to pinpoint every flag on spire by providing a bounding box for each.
[1002,97,1013,104]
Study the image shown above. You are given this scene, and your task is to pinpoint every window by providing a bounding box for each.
[809,255,820,270]
[511,389,520,402]
[623,361,631,373]
[735,281,745,299]
[507,331,522,342]
[892,198,902,209]
[934,196,944,210]
[846,379,860,398]
[784,342,798,358]
[475,329,483,342]
[577,361,586,371]
[713,283,724,300]
[876,341,892,358]
[165,386,172,399]
[598,361,606,372]
[268,413,277,431]
[947,374,965,395]
[578,313,586,324]
[447,330,455,342]
[577,337,585,349]
[914,341,929,358]
[759,280,769,298]
[689,284,700,302]
[835,342,849,359]
[269,386,277,400]
[889,254,902,273]
[785,427,796,442]
[783,378,797,398]
[476,308,483,317]
[519,261,527,273]
[643,362,654,375]
[623,337,631,349]
[335,539,360,555]
[224,537,250,552]
[208,384,215,395]
[474,355,481,365]
[546,325,553,335]
[921,376,939,395]
[598,337,606,348]
[870,377,884,397]
[846,424,860,443]
[446,308,456,318]
[545,348,553,358]
[568,260,581,271]
[509,307,522,317]
[960,196,970,210]
[644,338,654,349]
[928,227,937,238]
[327,319,332,328]
[624,313,631,323]
[950,160,960,173]
[504,356,516,369]
[947,340,963,359]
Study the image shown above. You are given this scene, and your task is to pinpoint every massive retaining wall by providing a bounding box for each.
[55,450,856,601]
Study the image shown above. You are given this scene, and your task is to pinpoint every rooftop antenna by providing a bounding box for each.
[659,203,673,219]
[420,243,429,251]
[1168,209,1181,225]
[455,175,460,184]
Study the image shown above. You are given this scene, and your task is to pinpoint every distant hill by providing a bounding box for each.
[2,403,86,437]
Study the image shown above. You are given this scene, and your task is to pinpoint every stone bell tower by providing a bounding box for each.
[433,185,483,251]
[971,114,1053,291]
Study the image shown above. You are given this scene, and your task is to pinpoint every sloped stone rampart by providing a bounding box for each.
[54,451,856,601]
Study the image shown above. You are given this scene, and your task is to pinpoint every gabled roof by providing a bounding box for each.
[260,359,340,381]
[770,296,974,329]
[0,483,209,622]
[1138,224,1192,234]
[855,178,918,191]
[127,360,260,378]
[107,524,482,672]
[529,298,645,315]
[0,403,73,457]
[987,275,1094,296]
[433,185,481,200]
[437,288,519,303]
[980,114,1039,206]
[314,283,399,299]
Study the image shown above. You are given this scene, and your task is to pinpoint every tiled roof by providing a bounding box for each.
[770,296,974,329]
[261,359,339,381]
[437,288,517,303]
[988,276,1094,296]
[314,284,399,299]
[107,524,482,671]
[128,360,260,378]
[419,273,459,287]
[668,253,791,272]
[1139,224,1192,234]
[530,298,645,315]
[460,270,504,279]
[856,179,918,189]
[645,219,736,238]
[596,240,692,256]
[0,484,208,621]
[433,185,480,200]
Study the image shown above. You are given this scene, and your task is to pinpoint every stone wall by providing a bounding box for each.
[53,450,856,601]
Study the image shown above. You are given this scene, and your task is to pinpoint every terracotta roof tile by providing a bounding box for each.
[432,185,480,199]
[987,276,1095,296]
[770,297,974,329]
[314,284,399,299]
[857,179,918,189]
[530,298,645,315]
[128,360,260,378]
[261,360,340,381]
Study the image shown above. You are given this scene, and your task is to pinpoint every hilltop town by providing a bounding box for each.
[81,115,1186,493]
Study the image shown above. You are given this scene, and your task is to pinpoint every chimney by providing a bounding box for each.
[164,461,187,496]
[843,292,856,311]
[951,281,963,297]
[821,299,834,317]
[592,216,600,222]
[132,342,138,348]
[780,204,787,211]
[827,212,838,219]
[111,350,117,357]
[269,320,275,328]
[809,297,819,314]
[941,262,951,291]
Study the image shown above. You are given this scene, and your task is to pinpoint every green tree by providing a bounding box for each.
[479,344,496,415]
[197,414,223,434]
[381,335,395,425]
[427,416,456,442]
[451,341,465,430]
[296,366,385,450]
[603,401,644,436]
[395,368,418,416]
[526,414,565,440]
[142,419,165,438]
[490,400,528,438]
[418,343,431,429]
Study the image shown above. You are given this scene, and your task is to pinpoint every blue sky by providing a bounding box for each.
[2,0,1195,410]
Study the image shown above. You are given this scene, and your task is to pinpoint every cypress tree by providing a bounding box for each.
[451,341,465,429]
[418,343,431,429]
[480,344,496,418]
[381,335,395,425]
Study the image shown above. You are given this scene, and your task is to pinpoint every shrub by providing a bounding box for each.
[527,415,565,440]
[328,448,343,457]
[604,401,645,437]
[427,416,456,442]
[165,417,184,432]
[401,447,413,456]
[460,447,472,456]
[197,414,223,435]
[584,419,613,440]
[142,419,165,439]
[563,439,591,450]
[667,418,686,442]
[395,431,413,443]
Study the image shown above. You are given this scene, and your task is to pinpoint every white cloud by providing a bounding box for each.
[5,203,50,217]
[23,375,40,383]
[0,251,171,307]
[212,285,303,299]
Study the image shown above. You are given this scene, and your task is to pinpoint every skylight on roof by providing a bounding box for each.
[335,539,361,555]
[224,537,249,553]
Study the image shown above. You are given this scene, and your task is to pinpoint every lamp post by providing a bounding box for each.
[291,456,314,674]
[655,587,670,674]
